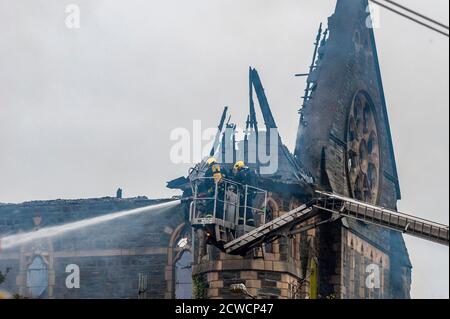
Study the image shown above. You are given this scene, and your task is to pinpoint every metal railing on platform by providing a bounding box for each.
[189,177,267,234]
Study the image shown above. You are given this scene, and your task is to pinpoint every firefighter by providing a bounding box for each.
[203,157,225,219]
[207,157,224,184]
[232,161,257,227]
[232,161,251,185]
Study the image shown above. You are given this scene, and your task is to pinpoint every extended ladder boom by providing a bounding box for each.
[223,191,449,256]
[316,191,449,247]
[224,203,316,255]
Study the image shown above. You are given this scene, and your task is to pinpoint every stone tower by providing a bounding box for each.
[178,0,412,299]
[294,0,411,298]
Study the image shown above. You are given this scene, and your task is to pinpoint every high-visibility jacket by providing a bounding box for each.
[204,163,224,191]
[211,163,223,184]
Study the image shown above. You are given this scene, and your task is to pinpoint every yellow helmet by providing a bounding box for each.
[234,161,245,170]
[206,157,217,165]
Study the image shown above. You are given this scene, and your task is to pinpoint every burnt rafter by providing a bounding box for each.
[249,68,278,130]
[296,23,329,125]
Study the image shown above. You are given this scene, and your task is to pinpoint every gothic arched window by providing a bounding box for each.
[26,255,49,298]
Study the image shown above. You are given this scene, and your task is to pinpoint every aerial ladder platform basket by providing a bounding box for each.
[189,177,268,248]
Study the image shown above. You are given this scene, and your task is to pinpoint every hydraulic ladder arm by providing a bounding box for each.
[315,191,449,246]
[224,202,318,255]
[223,191,449,256]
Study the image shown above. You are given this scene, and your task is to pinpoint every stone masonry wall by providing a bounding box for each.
[0,197,186,299]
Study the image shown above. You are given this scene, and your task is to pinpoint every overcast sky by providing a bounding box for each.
[0,0,448,298]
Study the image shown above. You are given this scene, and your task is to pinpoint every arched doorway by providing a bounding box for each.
[175,250,193,299]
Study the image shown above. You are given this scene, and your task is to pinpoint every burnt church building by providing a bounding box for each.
[0,0,412,299]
